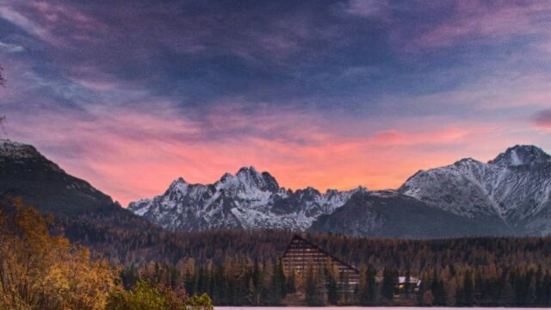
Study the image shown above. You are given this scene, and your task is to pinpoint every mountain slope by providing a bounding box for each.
[0,139,166,264]
[0,140,118,215]
[128,166,363,231]
[399,145,551,235]
[309,191,513,238]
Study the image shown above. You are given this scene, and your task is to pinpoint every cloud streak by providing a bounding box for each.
[532,109,551,130]
[6,96,535,206]
[406,1,551,51]
[1,0,551,205]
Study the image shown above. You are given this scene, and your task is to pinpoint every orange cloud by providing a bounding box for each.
[9,100,548,206]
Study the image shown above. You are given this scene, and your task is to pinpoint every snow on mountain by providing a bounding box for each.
[489,145,551,167]
[128,166,365,231]
[0,139,42,159]
[0,139,65,173]
[130,145,551,236]
[310,190,512,238]
[399,145,551,235]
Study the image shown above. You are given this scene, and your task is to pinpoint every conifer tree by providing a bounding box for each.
[430,270,447,305]
[381,267,397,301]
[305,267,324,306]
[461,269,475,306]
[358,267,371,305]
[270,260,286,304]
[286,271,296,294]
[326,268,338,305]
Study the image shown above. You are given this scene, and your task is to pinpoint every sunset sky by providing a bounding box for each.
[1,0,551,206]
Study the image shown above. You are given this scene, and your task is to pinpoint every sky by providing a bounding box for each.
[1,0,551,206]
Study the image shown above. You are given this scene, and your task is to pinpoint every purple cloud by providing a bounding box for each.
[406,1,551,51]
[2,0,551,204]
[533,109,551,129]
[342,0,389,18]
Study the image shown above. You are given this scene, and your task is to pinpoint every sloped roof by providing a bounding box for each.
[281,234,360,274]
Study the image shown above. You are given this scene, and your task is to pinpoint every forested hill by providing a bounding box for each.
[91,228,551,307]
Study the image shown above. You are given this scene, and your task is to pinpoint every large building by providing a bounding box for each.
[281,235,360,289]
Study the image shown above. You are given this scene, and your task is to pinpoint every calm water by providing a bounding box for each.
[215,307,542,310]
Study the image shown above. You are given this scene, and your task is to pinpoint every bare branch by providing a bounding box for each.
[0,66,5,86]
[0,115,6,137]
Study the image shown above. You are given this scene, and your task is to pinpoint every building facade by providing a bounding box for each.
[281,235,360,289]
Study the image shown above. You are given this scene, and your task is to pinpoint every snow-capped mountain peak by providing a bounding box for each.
[215,166,280,197]
[129,145,551,236]
[128,166,363,231]
[164,177,189,195]
[489,145,551,167]
[400,145,551,235]
[454,157,483,166]
[235,166,279,192]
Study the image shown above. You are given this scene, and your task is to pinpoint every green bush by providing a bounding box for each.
[106,281,168,310]
[185,293,214,310]
[106,280,213,310]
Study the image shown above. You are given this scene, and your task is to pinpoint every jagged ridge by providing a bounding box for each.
[399,145,551,235]
[128,166,364,231]
[130,144,551,237]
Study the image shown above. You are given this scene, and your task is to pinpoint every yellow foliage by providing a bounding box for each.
[0,198,118,310]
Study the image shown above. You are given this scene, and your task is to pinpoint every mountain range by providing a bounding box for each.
[129,167,362,231]
[0,139,550,238]
[129,144,551,237]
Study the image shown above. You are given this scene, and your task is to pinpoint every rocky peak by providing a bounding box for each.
[296,187,321,200]
[0,139,41,159]
[165,177,188,195]
[0,139,64,173]
[128,166,358,231]
[454,157,484,167]
[236,166,258,176]
[489,145,551,167]
[219,166,280,193]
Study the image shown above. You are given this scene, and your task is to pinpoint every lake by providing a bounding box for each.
[218,307,542,310]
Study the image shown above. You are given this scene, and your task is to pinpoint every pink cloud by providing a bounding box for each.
[7,97,527,207]
[409,1,551,50]
[2,56,548,207]
[3,54,550,207]
[0,1,106,47]
[533,109,551,130]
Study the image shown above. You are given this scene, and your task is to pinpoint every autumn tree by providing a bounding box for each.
[0,198,117,310]
[185,293,214,310]
[106,280,169,310]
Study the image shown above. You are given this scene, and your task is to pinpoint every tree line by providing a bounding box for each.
[79,224,551,306]
[121,251,551,306]
[3,197,551,307]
